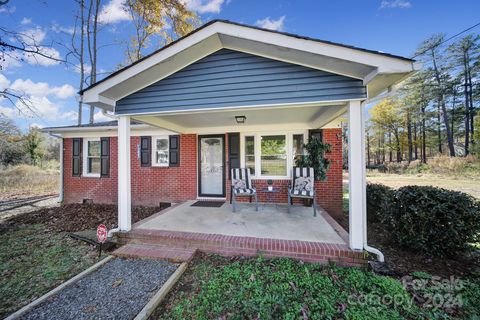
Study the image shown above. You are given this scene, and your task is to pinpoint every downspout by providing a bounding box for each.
[47,132,64,203]
[360,101,385,262]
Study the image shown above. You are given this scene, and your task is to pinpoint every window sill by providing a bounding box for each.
[82,174,101,178]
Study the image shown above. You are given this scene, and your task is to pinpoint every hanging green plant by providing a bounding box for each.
[295,136,332,181]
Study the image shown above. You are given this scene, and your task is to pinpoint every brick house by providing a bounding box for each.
[44,20,416,264]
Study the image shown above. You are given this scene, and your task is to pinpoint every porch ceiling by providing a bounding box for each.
[133,103,347,133]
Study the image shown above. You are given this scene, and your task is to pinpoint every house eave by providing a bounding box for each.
[80,20,416,112]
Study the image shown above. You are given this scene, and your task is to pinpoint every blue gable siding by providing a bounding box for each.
[115,49,366,115]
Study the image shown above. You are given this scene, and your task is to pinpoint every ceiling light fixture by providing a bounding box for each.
[235,115,247,124]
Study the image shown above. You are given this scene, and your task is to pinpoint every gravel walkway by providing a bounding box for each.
[20,258,178,320]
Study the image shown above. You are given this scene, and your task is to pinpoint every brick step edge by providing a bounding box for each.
[113,244,196,263]
[116,231,367,267]
[117,230,364,259]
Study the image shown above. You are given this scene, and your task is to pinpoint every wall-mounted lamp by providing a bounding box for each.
[235,115,247,124]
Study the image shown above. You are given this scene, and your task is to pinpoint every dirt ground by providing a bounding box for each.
[0,203,161,233]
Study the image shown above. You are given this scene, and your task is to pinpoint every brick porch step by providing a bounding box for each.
[116,229,367,267]
[113,244,196,262]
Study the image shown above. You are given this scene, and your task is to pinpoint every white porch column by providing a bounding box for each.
[118,115,131,231]
[348,100,365,251]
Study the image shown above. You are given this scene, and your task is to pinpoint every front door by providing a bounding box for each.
[198,135,225,197]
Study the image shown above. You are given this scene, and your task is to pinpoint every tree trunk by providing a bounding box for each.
[437,102,443,154]
[366,131,371,167]
[407,110,413,162]
[394,129,402,162]
[77,0,85,125]
[421,105,427,163]
[87,0,100,124]
[463,53,470,155]
[413,122,418,160]
[388,132,392,162]
[431,49,455,156]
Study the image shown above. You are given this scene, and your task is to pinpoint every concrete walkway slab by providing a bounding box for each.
[135,201,345,244]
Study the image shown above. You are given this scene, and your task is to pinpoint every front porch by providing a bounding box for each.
[115,201,366,266]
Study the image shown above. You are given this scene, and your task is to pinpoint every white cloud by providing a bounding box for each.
[255,16,286,31]
[20,27,46,45]
[30,123,45,129]
[98,0,131,24]
[0,76,77,122]
[73,63,92,75]
[0,74,10,91]
[23,46,61,66]
[380,0,412,9]
[182,0,225,14]
[0,96,77,121]
[9,78,75,99]
[51,23,75,35]
[21,17,32,25]
[0,5,16,14]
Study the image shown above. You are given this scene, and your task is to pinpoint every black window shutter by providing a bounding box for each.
[228,133,240,179]
[72,138,82,176]
[140,136,151,167]
[308,129,323,142]
[169,135,180,167]
[100,137,110,177]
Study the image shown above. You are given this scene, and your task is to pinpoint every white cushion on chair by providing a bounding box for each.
[234,188,256,195]
[291,189,314,197]
[294,176,314,192]
[232,178,247,189]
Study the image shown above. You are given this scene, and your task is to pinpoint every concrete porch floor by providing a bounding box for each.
[134,200,346,245]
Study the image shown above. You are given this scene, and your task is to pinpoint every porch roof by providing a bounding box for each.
[81,20,417,112]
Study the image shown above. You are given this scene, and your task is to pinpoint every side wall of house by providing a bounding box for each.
[63,128,343,217]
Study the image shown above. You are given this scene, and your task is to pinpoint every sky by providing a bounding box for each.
[1,0,479,131]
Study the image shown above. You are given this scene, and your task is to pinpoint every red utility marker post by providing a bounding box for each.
[97,224,108,257]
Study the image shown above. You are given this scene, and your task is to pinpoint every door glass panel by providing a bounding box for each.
[200,137,223,195]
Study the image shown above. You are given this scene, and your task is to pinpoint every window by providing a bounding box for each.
[260,135,286,176]
[292,134,305,165]
[244,136,255,174]
[83,138,100,177]
[152,136,169,166]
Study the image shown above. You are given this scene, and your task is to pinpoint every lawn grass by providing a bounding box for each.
[0,224,99,318]
[365,172,480,198]
[0,164,59,199]
[156,254,480,319]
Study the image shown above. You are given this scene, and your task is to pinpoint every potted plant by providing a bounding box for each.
[267,179,273,191]
[295,136,332,206]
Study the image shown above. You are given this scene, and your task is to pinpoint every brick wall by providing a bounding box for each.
[63,128,343,217]
[225,129,344,218]
[63,134,197,206]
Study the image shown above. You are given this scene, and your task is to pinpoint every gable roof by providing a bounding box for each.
[81,20,417,112]
[80,19,413,96]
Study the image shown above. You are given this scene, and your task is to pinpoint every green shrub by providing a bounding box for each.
[384,186,480,256]
[366,183,395,222]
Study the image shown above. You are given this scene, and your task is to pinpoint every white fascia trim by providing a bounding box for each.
[82,21,414,108]
[216,23,415,73]
[42,124,150,134]
[114,99,360,117]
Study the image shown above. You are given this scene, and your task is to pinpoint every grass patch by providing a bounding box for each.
[0,224,99,318]
[0,164,59,198]
[156,254,480,319]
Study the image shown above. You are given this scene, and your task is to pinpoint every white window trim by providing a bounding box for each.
[83,137,101,178]
[240,130,307,180]
[152,135,169,167]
